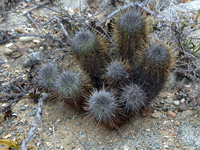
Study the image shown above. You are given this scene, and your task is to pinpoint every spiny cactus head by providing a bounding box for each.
[119,83,147,114]
[55,70,82,98]
[72,29,98,55]
[103,59,131,88]
[37,63,59,90]
[85,87,122,129]
[116,11,147,37]
[139,40,173,70]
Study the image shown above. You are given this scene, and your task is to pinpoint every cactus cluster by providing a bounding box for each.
[36,11,174,129]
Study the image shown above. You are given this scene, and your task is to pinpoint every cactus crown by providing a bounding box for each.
[145,44,170,66]
[37,63,58,89]
[105,60,129,82]
[117,11,145,36]
[120,83,147,113]
[87,88,118,121]
[55,70,82,98]
[72,29,97,55]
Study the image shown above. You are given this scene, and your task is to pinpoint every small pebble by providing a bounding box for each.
[167,111,176,117]
[5,43,13,48]
[146,128,150,132]
[165,100,173,104]
[3,48,14,56]
[180,98,185,103]
[21,105,26,111]
[19,36,34,43]
[33,39,40,44]
[39,46,44,51]
[178,103,188,111]
[151,112,162,118]
[173,100,180,106]
[28,111,36,117]
[2,103,9,107]
[76,122,82,126]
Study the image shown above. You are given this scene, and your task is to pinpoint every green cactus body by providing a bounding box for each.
[85,87,125,129]
[138,41,173,101]
[112,11,148,64]
[71,29,110,89]
[37,63,58,91]
[54,69,92,110]
[119,83,147,115]
[103,59,131,90]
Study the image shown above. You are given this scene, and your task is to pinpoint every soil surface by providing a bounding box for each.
[0,0,200,150]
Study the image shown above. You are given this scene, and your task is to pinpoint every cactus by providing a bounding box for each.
[119,83,147,115]
[37,63,58,90]
[54,68,92,110]
[103,59,131,89]
[85,87,124,129]
[35,11,175,129]
[112,11,148,63]
[71,29,110,89]
[138,40,173,101]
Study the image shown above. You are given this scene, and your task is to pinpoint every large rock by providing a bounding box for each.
[177,122,200,149]
[23,52,43,68]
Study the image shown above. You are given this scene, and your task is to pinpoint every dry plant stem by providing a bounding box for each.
[25,1,49,35]
[28,1,111,41]
[84,0,115,45]
[21,96,45,150]
[36,134,42,150]
[52,123,57,150]
[99,1,171,26]
[53,16,70,39]
[131,128,144,149]
[72,132,87,150]
[26,12,42,35]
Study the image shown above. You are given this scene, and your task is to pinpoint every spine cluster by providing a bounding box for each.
[36,10,174,129]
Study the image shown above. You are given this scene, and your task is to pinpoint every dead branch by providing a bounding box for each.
[20,95,46,150]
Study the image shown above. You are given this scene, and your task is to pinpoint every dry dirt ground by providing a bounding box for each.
[0,0,200,150]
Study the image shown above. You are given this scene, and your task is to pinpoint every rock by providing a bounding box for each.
[19,36,35,43]
[180,77,191,86]
[28,111,36,117]
[151,112,162,118]
[188,100,197,107]
[180,98,185,103]
[196,122,200,126]
[165,100,173,104]
[5,43,13,48]
[26,48,34,53]
[3,48,14,56]
[33,39,40,44]
[178,103,188,111]
[2,103,9,107]
[76,122,82,126]
[21,105,26,111]
[39,46,44,51]
[177,122,200,149]
[146,128,151,132]
[23,52,43,68]
[173,100,180,106]
[167,111,176,117]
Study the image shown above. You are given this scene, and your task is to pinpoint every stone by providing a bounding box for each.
[0,57,5,67]
[178,103,188,111]
[28,111,36,117]
[165,100,173,104]
[151,112,162,118]
[33,39,40,44]
[167,111,176,117]
[3,48,14,56]
[180,98,185,103]
[188,100,197,107]
[173,100,180,106]
[21,105,26,111]
[19,36,35,43]
[5,43,13,48]
[23,52,43,68]
[180,77,191,86]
